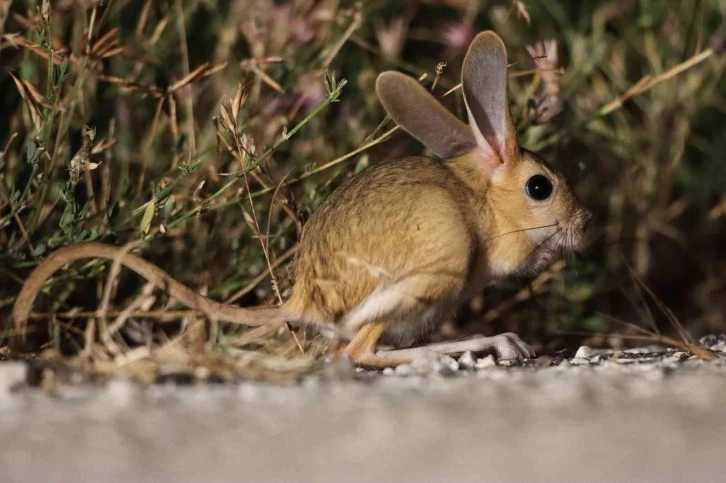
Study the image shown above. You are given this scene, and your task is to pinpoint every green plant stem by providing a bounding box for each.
[162,83,346,230]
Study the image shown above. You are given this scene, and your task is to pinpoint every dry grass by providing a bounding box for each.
[1,0,724,382]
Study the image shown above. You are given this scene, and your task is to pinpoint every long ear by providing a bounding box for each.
[462,31,519,171]
[376,71,476,159]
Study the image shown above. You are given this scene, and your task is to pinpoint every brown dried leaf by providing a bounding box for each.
[99,75,163,97]
[41,0,51,23]
[240,206,257,233]
[240,133,256,158]
[5,34,67,64]
[9,72,42,130]
[193,181,206,203]
[91,27,120,55]
[136,0,153,36]
[242,56,284,66]
[0,1,10,35]
[77,160,101,173]
[147,16,170,46]
[168,93,179,143]
[200,62,228,80]
[91,138,118,154]
[232,82,247,120]
[219,97,236,132]
[99,46,129,59]
[20,76,53,109]
[0,32,21,48]
[248,64,284,93]
[11,12,69,54]
[168,62,209,93]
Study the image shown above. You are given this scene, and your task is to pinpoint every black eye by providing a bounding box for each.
[525,174,553,201]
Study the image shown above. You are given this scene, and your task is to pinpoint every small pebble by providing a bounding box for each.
[412,354,438,374]
[636,357,657,363]
[624,347,654,354]
[591,355,602,363]
[442,355,459,370]
[570,357,590,365]
[458,351,477,370]
[395,364,414,376]
[575,346,594,358]
[0,362,27,395]
[382,367,395,376]
[194,366,212,380]
[664,356,682,366]
[104,377,139,406]
[558,359,571,367]
[699,334,726,352]
[433,356,459,375]
[673,352,688,360]
[475,355,496,369]
[499,359,515,367]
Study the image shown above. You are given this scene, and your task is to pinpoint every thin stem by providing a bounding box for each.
[164,82,346,230]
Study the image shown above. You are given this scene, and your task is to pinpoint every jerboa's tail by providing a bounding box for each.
[12,242,287,347]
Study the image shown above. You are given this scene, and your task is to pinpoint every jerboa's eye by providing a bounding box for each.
[525,174,553,201]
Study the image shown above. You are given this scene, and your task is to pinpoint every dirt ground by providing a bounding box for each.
[1,347,725,483]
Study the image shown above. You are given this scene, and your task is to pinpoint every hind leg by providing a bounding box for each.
[341,328,534,368]
[339,322,413,368]
[342,274,533,362]
[375,332,535,361]
[334,266,472,368]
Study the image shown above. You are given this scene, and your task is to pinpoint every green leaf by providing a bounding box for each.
[26,139,38,164]
[58,60,69,84]
[140,200,155,235]
[32,242,47,256]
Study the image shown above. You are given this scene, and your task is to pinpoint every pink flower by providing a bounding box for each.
[442,20,474,51]
[526,39,564,123]
[526,39,560,96]
[375,17,408,61]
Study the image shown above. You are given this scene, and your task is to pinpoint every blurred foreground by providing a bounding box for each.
[2,344,725,483]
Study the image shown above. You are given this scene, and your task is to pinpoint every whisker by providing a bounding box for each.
[486,222,559,241]
[554,229,568,255]
[524,226,563,261]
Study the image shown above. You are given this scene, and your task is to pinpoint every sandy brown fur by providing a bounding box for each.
[11,31,590,364]
[290,157,476,324]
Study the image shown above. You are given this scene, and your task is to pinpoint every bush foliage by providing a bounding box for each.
[1,0,724,376]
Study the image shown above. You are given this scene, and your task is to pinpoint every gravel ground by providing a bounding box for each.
[1,342,726,483]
